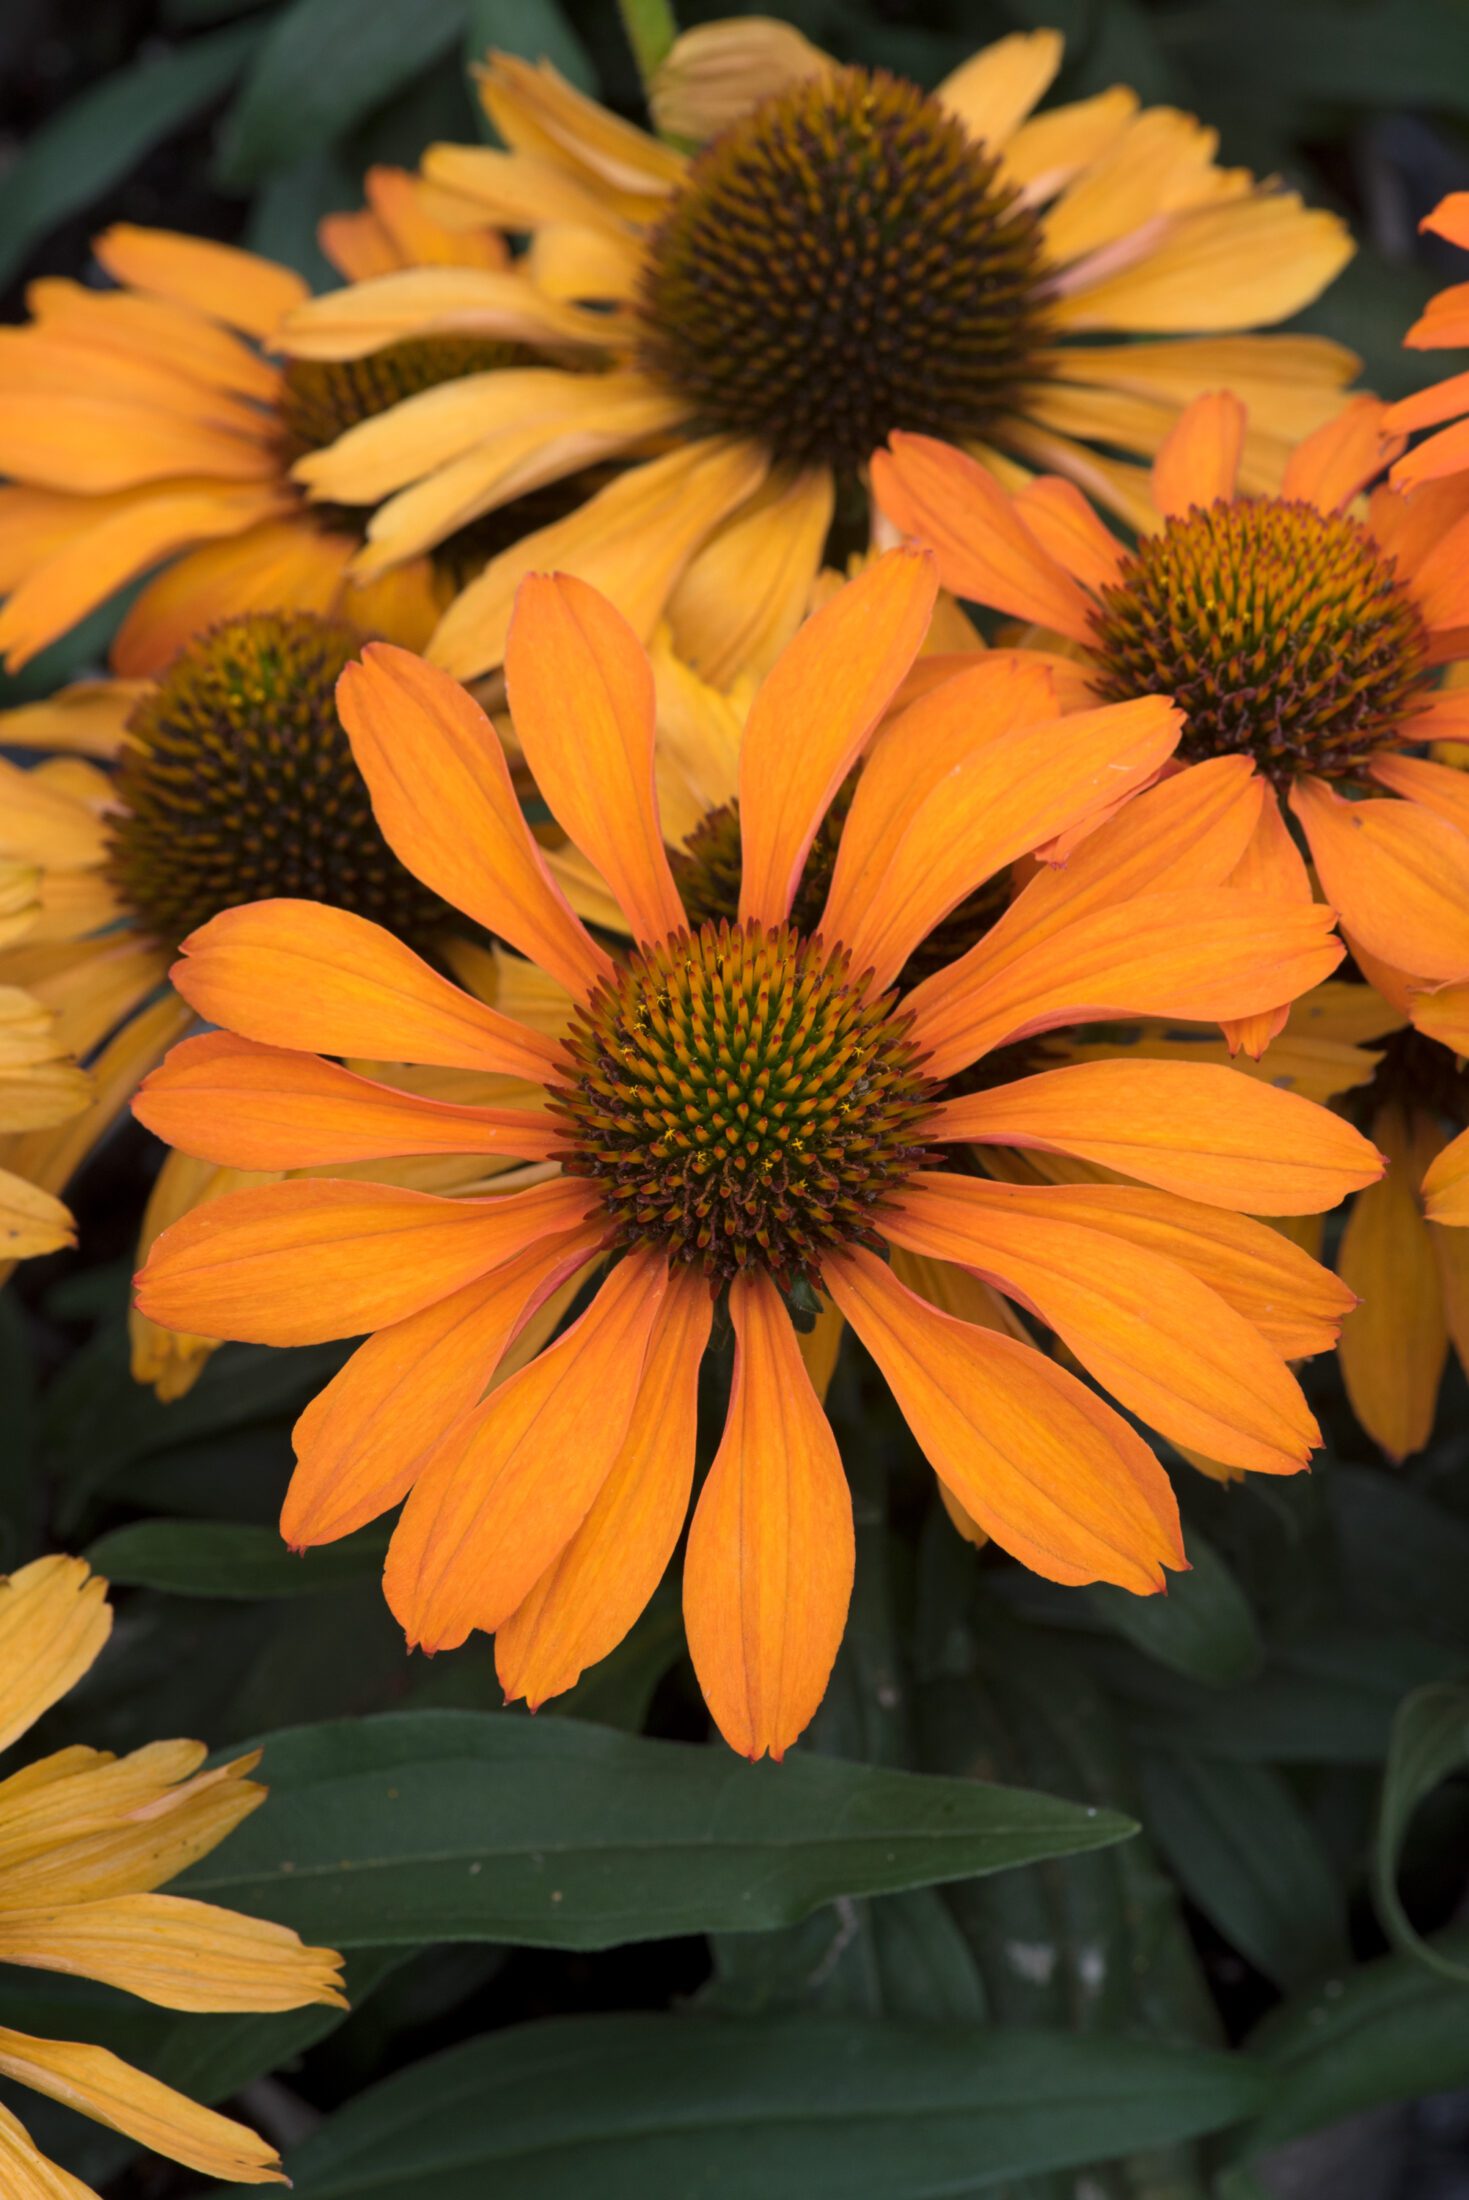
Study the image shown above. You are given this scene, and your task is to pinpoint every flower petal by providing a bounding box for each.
[873,434,1096,640]
[385,1251,667,1651]
[1291,777,1469,982]
[497,1266,712,1708]
[1424,1126,1469,1225]
[1339,1104,1447,1458]
[825,1244,1182,1592]
[936,29,1063,148]
[338,643,612,996]
[93,225,306,338]
[134,1174,596,1346]
[737,547,937,924]
[284,1233,597,1548]
[1281,394,1401,510]
[0,1892,343,2013]
[0,1558,111,1755]
[1150,390,1246,516]
[173,900,561,1080]
[1369,752,1469,836]
[881,1172,1320,1475]
[931,1058,1382,1212]
[506,574,686,947]
[135,1032,559,1171]
[665,465,834,689]
[683,1273,853,1760]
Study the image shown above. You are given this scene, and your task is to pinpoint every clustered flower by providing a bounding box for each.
[2,17,1469,2184]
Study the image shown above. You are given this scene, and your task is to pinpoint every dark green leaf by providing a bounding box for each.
[1330,1466,1469,1650]
[85,1519,389,1600]
[1163,0,1469,113]
[0,23,262,290]
[1228,1926,1469,2160]
[1140,1753,1348,1992]
[273,2014,1272,2199]
[217,0,468,186]
[1374,1680,1469,1983]
[1089,1530,1262,1685]
[181,1710,1134,1949]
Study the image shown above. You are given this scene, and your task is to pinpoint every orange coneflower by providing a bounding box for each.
[0,1554,342,2192]
[0,166,573,674]
[131,552,1379,1757]
[273,27,1356,689]
[875,391,1469,1052]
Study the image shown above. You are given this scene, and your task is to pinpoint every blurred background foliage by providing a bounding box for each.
[5,3,1469,2196]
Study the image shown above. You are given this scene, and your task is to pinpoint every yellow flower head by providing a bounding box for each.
[0,1554,343,2191]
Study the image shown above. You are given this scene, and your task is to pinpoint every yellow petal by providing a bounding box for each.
[0,1559,111,1755]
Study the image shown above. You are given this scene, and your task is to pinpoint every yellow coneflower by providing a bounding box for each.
[131,554,1379,1758]
[0,167,541,674]
[274,26,1355,689]
[0,1553,342,2191]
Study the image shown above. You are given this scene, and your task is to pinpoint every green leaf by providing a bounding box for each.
[1140,1753,1348,1992]
[272,2014,1271,2198]
[85,1519,388,1600]
[0,22,262,291]
[1163,0,1469,113]
[1330,1466,1469,1650]
[1228,1925,1469,2161]
[217,0,469,186]
[1374,1680,1469,1984]
[180,1710,1134,1949]
[1088,1529,1263,1685]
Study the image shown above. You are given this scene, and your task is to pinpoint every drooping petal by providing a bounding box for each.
[0,1893,344,2013]
[881,1173,1320,1475]
[134,1032,560,1171]
[737,547,937,925]
[337,643,612,996]
[0,2096,94,2199]
[873,434,1096,640]
[0,1558,111,1755]
[0,2028,286,2184]
[1150,390,1246,516]
[904,887,1342,1081]
[1339,1104,1448,1459]
[683,1272,853,1760]
[283,1228,601,1547]
[496,1266,712,1708]
[172,901,561,1080]
[823,689,1180,989]
[825,1245,1182,1591]
[1218,789,1315,1057]
[665,466,834,688]
[133,1174,597,1346]
[505,574,686,946]
[385,1252,668,1652]
[1291,777,1469,982]
[931,1058,1381,1212]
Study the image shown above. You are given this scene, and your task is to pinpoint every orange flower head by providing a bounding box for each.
[130,552,1385,1758]
[108,609,446,946]
[1090,496,1434,783]
[637,67,1052,473]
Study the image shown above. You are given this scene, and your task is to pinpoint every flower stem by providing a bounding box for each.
[617,0,679,90]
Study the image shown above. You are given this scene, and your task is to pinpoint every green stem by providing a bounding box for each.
[617,0,679,92]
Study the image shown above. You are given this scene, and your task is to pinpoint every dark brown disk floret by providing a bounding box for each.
[107,612,446,946]
[636,66,1052,474]
[1090,496,1435,784]
[551,918,936,1284]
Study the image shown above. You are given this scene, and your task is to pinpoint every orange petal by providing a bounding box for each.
[737,547,936,925]
[825,1244,1182,1592]
[1150,391,1246,516]
[1424,1125,1469,1225]
[881,1172,1320,1476]
[873,434,1096,641]
[94,225,307,338]
[1219,789,1314,1057]
[135,1032,560,1171]
[172,900,561,1081]
[384,1251,667,1651]
[1281,394,1401,510]
[931,1058,1381,1212]
[824,688,1180,990]
[133,1173,596,1346]
[1011,475,1126,593]
[1291,777,1469,982]
[961,1181,1355,1358]
[904,887,1343,1081]
[1024,754,1267,910]
[496,1266,712,1708]
[112,518,355,677]
[337,643,612,996]
[1339,1104,1447,1457]
[1369,752,1469,836]
[683,1273,853,1759]
[505,574,686,947]
[283,1226,601,1545]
